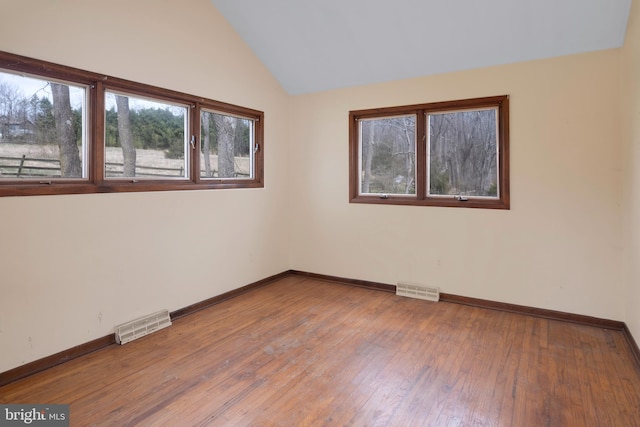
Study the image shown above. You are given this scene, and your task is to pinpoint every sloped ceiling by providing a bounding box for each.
[211,0,631,95]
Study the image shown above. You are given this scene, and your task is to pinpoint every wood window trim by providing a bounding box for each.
[349,95,510,210]
[0,50,264,197]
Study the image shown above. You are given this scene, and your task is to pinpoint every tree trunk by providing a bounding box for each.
[201,112,212,177]
[213,114,235,178]
[362,121,374,193]
[50,83,82,177]
[115,95,136,177]
[401,117,414,194]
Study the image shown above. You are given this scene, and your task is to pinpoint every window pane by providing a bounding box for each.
[359,115,416,195]
[105,91,188,179]
[200,110,254,179]
[0,71,87,179]
[428,108,498,198]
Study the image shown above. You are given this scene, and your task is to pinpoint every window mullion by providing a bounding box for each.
[416,110,427,200]
[191,103,201,184]
[92,81,105,184]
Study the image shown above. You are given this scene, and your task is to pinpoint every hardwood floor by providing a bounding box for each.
[1,276,639,426]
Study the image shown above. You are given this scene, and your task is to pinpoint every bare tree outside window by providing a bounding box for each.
[200,110,254,179]
[115,95,136,177]
[361,119,375,193]
[51,83,82,177]
[359,115,416,195]
[105,91,188,179]
[213,113,236,178]
[0,71,86,179]
[428,108,498,198]
[201,112,212,177]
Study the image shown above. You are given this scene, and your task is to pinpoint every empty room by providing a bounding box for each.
[1,0,640,425]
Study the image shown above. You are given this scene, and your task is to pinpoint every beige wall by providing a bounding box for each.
[0,0,291,372]
[623,0,640,341]
[289,50,626,321]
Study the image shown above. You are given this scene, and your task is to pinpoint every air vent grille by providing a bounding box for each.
[396,283,440,302]
[115,309,172,345]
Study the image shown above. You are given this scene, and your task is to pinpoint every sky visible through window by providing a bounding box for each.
[0,71,181,114]
[0,72,85,109]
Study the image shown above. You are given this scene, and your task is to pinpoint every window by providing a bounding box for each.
[0,50,263,196]
[349,96,509,209]
[358,114,417,196]
[104,91,190,180]
[200,110,256,180]
[0,72,89,181]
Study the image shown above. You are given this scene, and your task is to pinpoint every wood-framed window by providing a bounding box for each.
[0,50,263,197]
[349,95,509,209]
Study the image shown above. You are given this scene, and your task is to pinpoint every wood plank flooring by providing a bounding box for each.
[1,276,639,426]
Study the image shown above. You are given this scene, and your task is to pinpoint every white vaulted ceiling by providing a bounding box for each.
[210,0,631,95]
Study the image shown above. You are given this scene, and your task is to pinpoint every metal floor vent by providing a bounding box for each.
[115,309,172,345]
[396,283,440,302]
